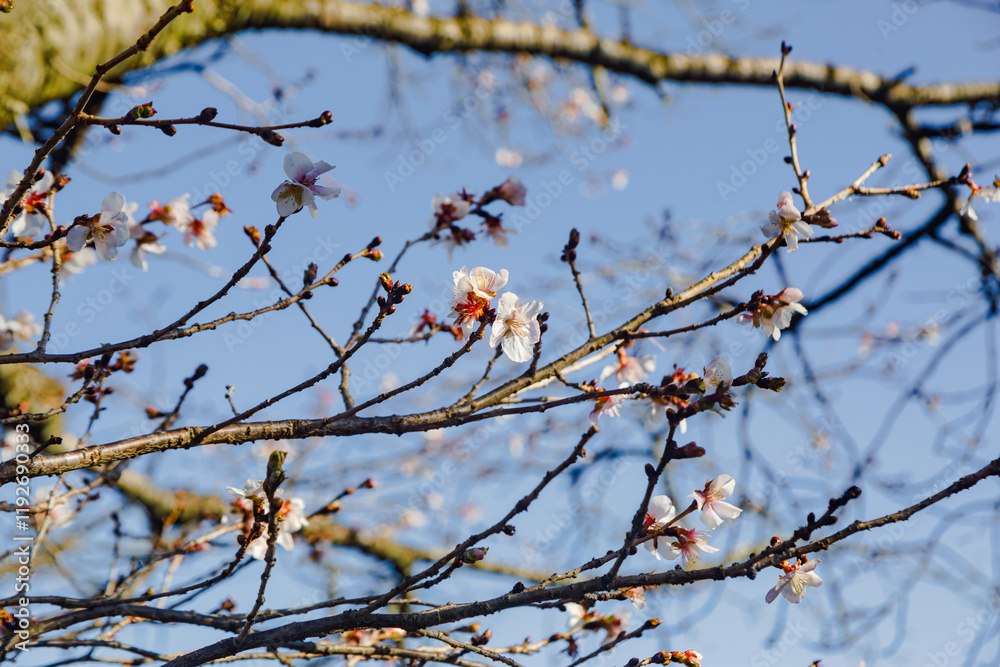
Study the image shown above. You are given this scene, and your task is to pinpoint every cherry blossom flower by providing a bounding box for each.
[449,266,509,339]
[3,169,55,238]
[59,245,98,281]
[702,356,732,392]
[129,223,166,271]
[589,383,627,425]
[658,527,719,566]
[739,287,808,341]
[147,194,193,230]
[625,587,646,610]
[66,192,131,261]
[435,225,476,259]
[960,181,1000,221]
[761,190,813,252]
[496,176,526,206]
[180,210,220,250]
[481,214,514,248]
[271,152,341,218]
[601,348,656,385]
[0,311,42,351]
[643,495,676,560]
[430,192,471,229]
[689,474,743,529]
[490,291,543,362]
[765,559,823,604]
[565,602,590,631]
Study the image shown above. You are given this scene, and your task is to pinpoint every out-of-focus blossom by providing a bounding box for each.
[3,169,55,238]
[490,292,543,362]
[129,223,166,271]
[430,192,471,229]
[496,176,527,206]
[610,169,629,191]
[272,152,341,218]
[760,191,813,252]
[601,348,656,385]
[495,148,525,168]
[960,180,1000,221]
[226,479,309,560]
[180,210,220,250]
[0,311,41,351]
[644,367,698,431]
[148,194,193,230]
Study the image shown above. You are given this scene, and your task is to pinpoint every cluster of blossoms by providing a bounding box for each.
[739,287,808,341]
[128,192,231,269]
[226,479,309,560]
[430,177,526,257]
[448,266,543,362]
[643,473,743,567]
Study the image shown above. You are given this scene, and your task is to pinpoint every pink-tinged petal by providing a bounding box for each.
[765,581,785,604]
[778,287,804,304]
[310,184,342,200]
[66,225,89,251]
[101,191,125,215]
[776,191,795,209]
[283,152,315,182]
[131,247,147,271]
[307,160,335,178]
[761,222,781,237]
[777,203,801,222]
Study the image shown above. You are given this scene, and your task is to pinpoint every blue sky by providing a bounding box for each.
[3,1,1000,665]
